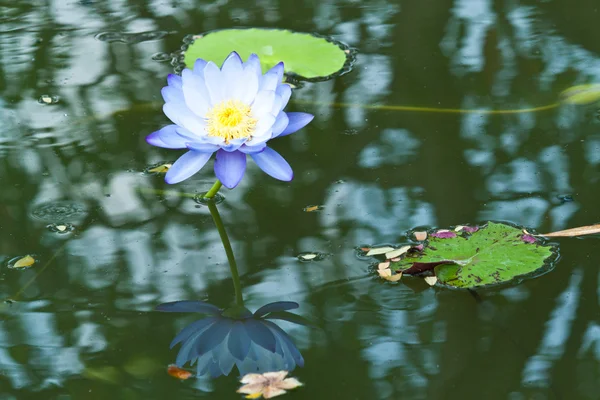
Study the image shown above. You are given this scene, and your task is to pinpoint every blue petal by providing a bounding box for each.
[175,318,218,365]
[244,319,277,352]
[250,147,293,182]
[243,53,262,81]
[146,125,187,149]
[155,300,221,314]
[161,85,184,104]
[276,84,292,109]
[222,51,243,70]
[238,143,267,154]
[263,320,304,367]
[167,74,182,90]
[214,149,247,189]
[219,137,246,152]
[253,301,299,318]
[270,112,289,137]
[228,322,251,361]
[193,59,207,74]
[278,112,313,137]
[192,319,234,358]
[170,317,217,349]
[165,150,212,184]
[217,339,237,376]
[259,62,284,92]
[186,142,220,153]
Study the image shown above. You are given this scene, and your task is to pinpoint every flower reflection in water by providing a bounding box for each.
[156,300,307,378]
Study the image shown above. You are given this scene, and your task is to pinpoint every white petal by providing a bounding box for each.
[251,90,276,119]
[182,69,211,117]
[232,67,260,105]
[203,62,224,104]
[163,103,206,136]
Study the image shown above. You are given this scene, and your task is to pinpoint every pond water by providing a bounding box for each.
[1,1,599,399]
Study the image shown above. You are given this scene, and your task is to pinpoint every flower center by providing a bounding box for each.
[206,100,257,143]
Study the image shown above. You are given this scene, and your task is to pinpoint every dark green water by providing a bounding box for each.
[1,1,599,399]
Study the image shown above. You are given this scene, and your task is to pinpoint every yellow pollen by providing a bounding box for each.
[206,100,256,143]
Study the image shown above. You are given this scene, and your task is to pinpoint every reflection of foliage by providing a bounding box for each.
[156,300,307,378]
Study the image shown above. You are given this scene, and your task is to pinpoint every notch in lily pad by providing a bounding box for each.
[181,28,355,82]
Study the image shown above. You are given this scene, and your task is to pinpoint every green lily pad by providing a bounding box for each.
[183,28,353,81]
[389,222,557,289]
[560,84,600,105]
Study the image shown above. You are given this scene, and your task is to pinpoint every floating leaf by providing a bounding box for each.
[560,84,600,105]
[389,222,557,289]
[303,205,324,212]
[145,162,172,174]
[539,224,600,237]
[413,231,428,241]
[183,28,353,80]
[7,255,36,269]
[167,364,193,380]
[424,276,438,286]
[366,246,396,256]
[297,252,329,262]
[384,246,411,260]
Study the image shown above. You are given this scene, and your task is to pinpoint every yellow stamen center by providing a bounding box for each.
[206,100,256,143]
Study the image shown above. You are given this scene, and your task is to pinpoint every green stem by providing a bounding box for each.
[207,199,244,306]
[204,180,222,199]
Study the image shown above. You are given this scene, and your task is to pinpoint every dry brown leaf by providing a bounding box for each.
[148,163,172,173]
[378,268,392,277]
[424,276,438,286]
[540,224,600,237]
[303,205,323,212]
[167,364,192,380]
[385,246,411,260]
[366,246,395,256]
[13,255,35,269]
[414,231,427,241]
[384,271,403,282]
[378,261,390,271]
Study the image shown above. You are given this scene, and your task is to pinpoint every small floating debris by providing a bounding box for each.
[303,205,324,212]
[413,231,428,241]
[424,276,438,286]
[144,162,172,174]
[167,364,192,380]
[7,255,37,269]
[38,94,59,105]
[557,194,574,203]
[47,222,75,234]
[297,252,328,262]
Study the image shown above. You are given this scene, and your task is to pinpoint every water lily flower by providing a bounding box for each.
[156,300,307,378]
[146,52,314,188]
